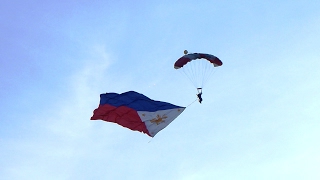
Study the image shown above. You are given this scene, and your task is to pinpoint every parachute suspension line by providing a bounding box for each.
[180,50,198,88]
[193,58,201,87]
[182,68,197,88]
[195,59,214,89]
[181,59,216,89]
[193,59,215,89]
[200,59,207,88]
[205,65,218,87]
[197,59,201,88]
[192,58,204,89]
[182,61,198,88]
[201,61,217,88]
[178,54,221,90]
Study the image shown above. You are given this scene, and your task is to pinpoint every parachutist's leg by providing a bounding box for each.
[197,93,202,103]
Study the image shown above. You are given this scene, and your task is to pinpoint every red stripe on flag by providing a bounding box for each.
[91,104,151,136]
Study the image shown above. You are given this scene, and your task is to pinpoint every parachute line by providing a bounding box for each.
[174,53,222,91]
[181,59,217,89]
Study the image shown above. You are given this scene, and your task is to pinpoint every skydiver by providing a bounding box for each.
[196,88,203,103]
[197,92,203,103]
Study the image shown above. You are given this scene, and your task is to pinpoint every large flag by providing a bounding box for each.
[91,91,185,137]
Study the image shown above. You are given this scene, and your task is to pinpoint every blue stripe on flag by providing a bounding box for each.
[99,91,184,112]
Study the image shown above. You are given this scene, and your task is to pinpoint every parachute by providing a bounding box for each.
[91,91,185,137]
[174,52,223,92]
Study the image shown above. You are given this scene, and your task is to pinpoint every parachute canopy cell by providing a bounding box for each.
[91,91,186,137]
[174,53,223,69]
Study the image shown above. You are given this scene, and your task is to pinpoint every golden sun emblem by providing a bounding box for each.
[150,114,168,125]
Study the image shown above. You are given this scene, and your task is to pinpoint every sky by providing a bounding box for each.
[1,0,320,179]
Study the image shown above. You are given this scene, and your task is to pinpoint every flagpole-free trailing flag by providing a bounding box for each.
[91,91,185,137]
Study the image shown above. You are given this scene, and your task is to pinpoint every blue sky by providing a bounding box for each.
[1,1,320,179]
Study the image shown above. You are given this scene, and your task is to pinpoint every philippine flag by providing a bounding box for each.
[91,91,185,137]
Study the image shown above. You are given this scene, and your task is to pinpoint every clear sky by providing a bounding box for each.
[1,1,320,179]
